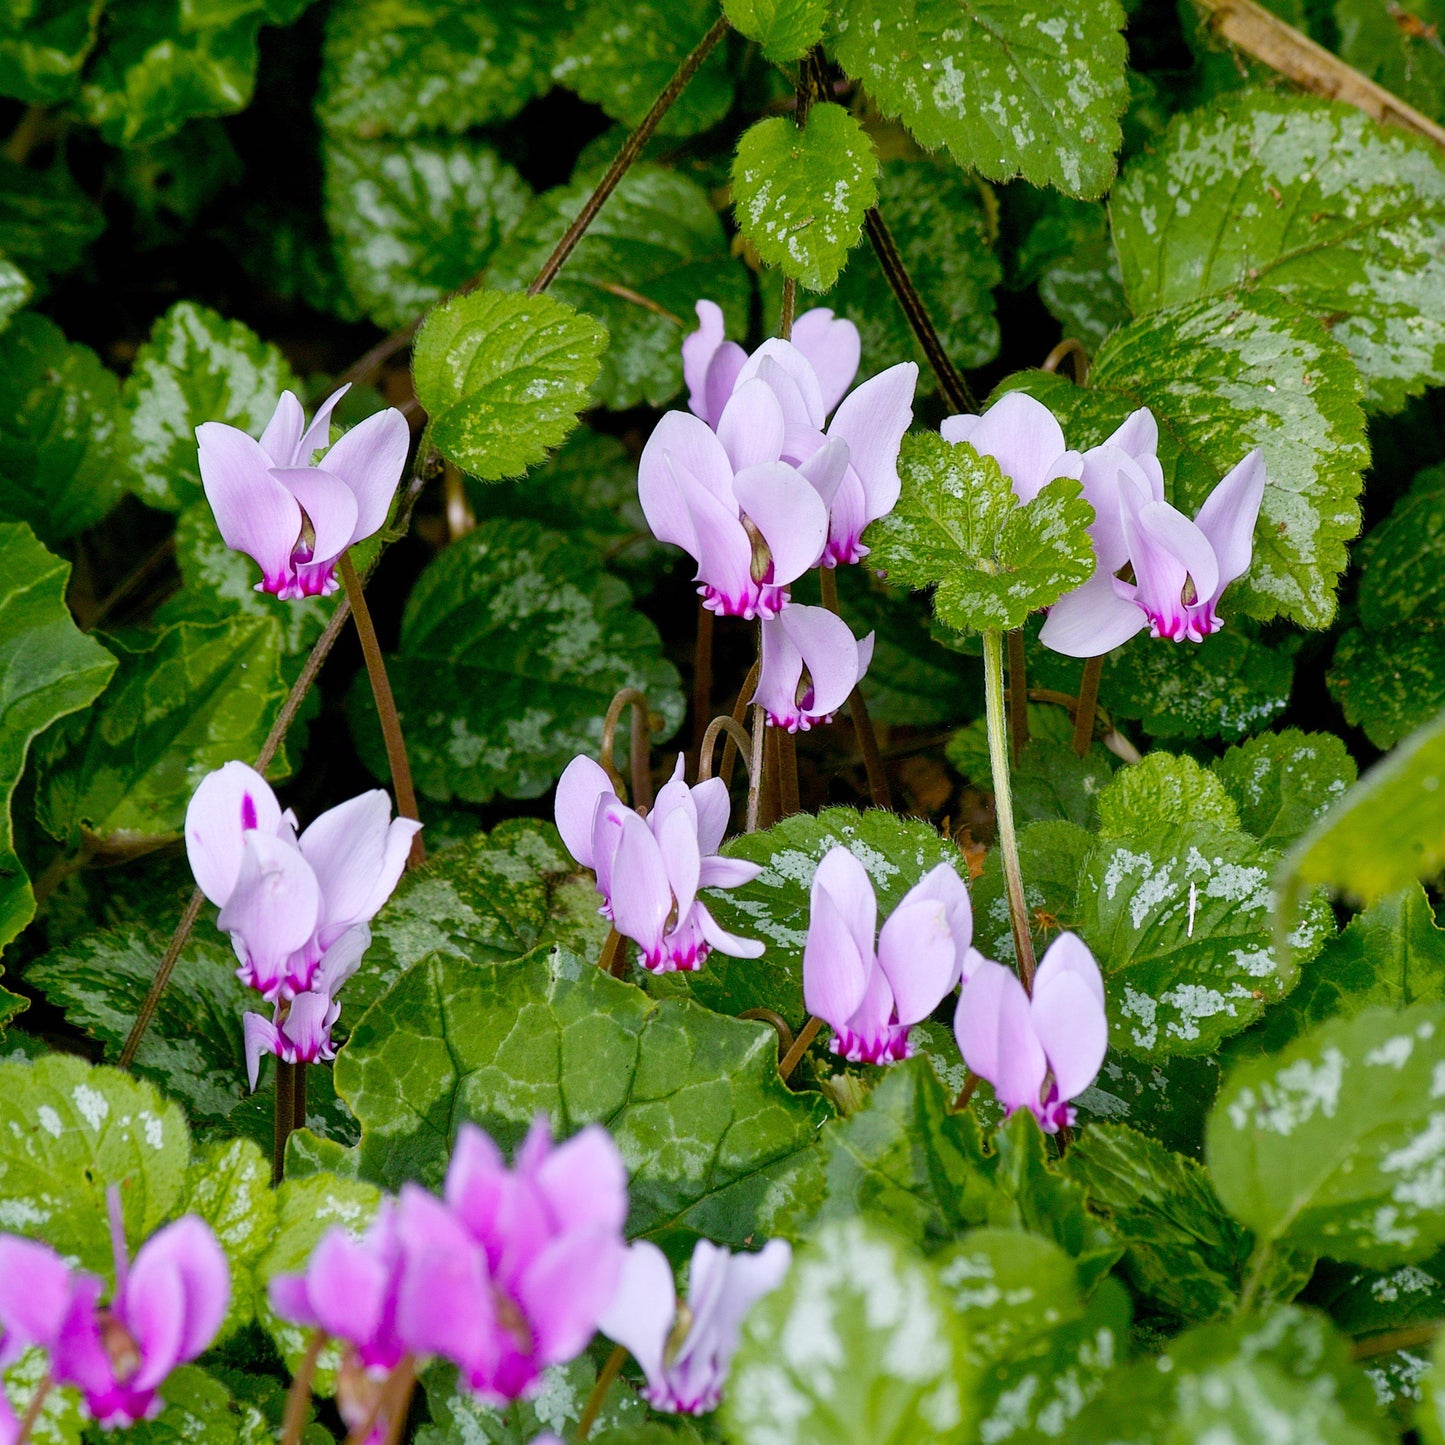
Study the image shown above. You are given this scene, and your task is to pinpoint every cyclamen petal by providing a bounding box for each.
[184,760,285,907]
[753,604,872,732]
[790,307,861,416]
[941,392,1083,503]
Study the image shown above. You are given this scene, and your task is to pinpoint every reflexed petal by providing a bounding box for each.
[791,308,860,416]
[608,813,673,956]
[705,347,748,431]
[217,833,321,994]
[779,604,864,719]
[802,878,870,1027]
[269,465,359,566]
[695,903,764,958]
[737,339,826,428]
[682,469,755,606]
[0,1237,76,1356]
[259,391,305,466]
[1031,968,1108,1101]
[798,435,851,511]
[690,775,731,856]
[598,1241,674,1389]
[731,462,828,584]
[955,960,1046,1113]
[197,423,302,589]
[697,856,760,889]
[321,408,410,547]
[717,379,785,472]
[643,411,736,510]
[683,301,725,415]
[536,1125,630,1235]
[824,469,868,563]
[900,862,973,981]
[298,384,351,462]
[306,1228,389,1345]
[877,898,957,1026]
[555,756,615,869]
[243,1012,279,1092]
[1076,443,1136,573]
[1134,499,1219,612]
[521,1225,626,1363]
[125,1217,230,1386]
[281,990,338,1062]
[444,1123,508,1237]
[1038,572,1148,658]
[1101,408,1162,497]
[658,807,701,921]
[752,613,804,727]
[825,362,917,523]
[298,791,413,936]
[845,950,896,1042]
[939,413,979,445]
[689,1239,789,1369]
[649,755,694,836]
[1193,449,1266,591]
[945,392,1082,503]
[1034,930,1105,1008]
[811,847,876,962]
[184,761,283,906]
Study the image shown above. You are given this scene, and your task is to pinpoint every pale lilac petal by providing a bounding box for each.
[1101,408,1163,496]
[217,833,321,995]
[298,384,351,462]
[683,469,756,606]
[825,469,868,563]
[259,391,305,466]
[243,1012,279,1092]
[299,791,407,935]
[690,776,731,856]
[597,1240,674,1388]
[281,991,338,1062]
[197,423,301,590]
[751,355,826,461]
[444,1124,508,1238]
[637,438,700,554]
[609,813,673,958]
[731,462,829,585]
[1076,443,1136,573]
[695,903,765,959]
[1193,449,1265,591]
[320,408,410,547]
[738,339,826,428]
[877,898,957,1026]
[802,874,871,1027]
[690,1239,790,1367]
[825,363,917,523]
[939,414,979,446]
[812,847,876,962]
[798,435,851,511]
[683,301,728,423]
[649,756,694,836]
[0,1237,75,1357]
[944,393,1082,503]
[658,807,701,921]
[779,604,865,720]
[717,379,785,471]
[184,761,283,907]
[642,410,736,510]
[753,612,804,728]
[705,345,748,430]
[790,309,860,416]
[1038,572,1148,658]
[900,862,974,980]
[698,856,760,889]
[555,756,616,869]
[304,1228,388,1345]
[268,465,359,566]
[1135,500,1219,610]
[845,950,896,1042]
[1031,972,1108,1101]
[125,1217,229,1387]
[955,960,1047,1113]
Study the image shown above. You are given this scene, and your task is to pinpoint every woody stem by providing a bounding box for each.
[983,629,1037,992]
[340,552,424,866]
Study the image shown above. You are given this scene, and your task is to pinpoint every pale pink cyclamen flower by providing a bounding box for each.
[185,760,420,1001]
[0,1191,228,1429]
[1039,420,1267,656]
[683,300,917,565]
[753,604,874,733]
[941,390,1084,504]
[197,383,409,600]
[804,848,983,1065]
[555,754,762,973]
[599,1238,791,1414]
[954,932,1108,1134]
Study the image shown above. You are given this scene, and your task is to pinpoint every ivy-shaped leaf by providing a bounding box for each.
[721,0,827,61]
[334,945,830,1253]
[323,133,531,331]
[411,290,606,480]
[832,0,1128,198]
[123,301,300,512]
[1009,288,1369,629]
[0,523,115,954]
[1208,1003,1445,1267]
[347,519,682,803]
[1114,90,1445,413]
[1213,729,1358,850]
[488,166,751,411]
[732,103,878,292]
[867,431,1095,635]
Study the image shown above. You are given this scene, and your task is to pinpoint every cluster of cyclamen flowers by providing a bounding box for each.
[185,760,419,1087]
[950,392,1267,656]
[0,1192,229,1435]
[269,1117,789,1438]
[647,301,917,730]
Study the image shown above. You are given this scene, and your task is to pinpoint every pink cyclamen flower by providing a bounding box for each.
[942,391,1084,503]
[431,1118,630,1404]
[197,384,409,600]
[555,754,762,974]
[682,300,917,565]
[185,761,420,1001]
[0,1191,229,1429]
[1040,434,1267,656]
[804,848,982,1065]
[954,932,1108,1134]
[599,1238,791,1414]
[753,604,874,733]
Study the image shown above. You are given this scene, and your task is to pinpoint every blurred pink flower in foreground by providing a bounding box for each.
[197,383,408,600]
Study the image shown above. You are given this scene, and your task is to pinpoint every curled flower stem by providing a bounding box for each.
[983,629,1037,993]
[819,568,892,809]
[1072,655,1104,757]
[1007,629,1030,756]
[692,603,714,764]
[601,687,656,811]
[1041,336,1090,383]
[779,1015,823,1080]
[738,1008,796,1055]
[528,16,731,297]
[13,1373,51,1445]
[699,715,753,785]
[280,1330,328,1445]
[340,552,425,867]
[577,1343,630,1441]
[274,1060,296,1186]
[720,661,761,787]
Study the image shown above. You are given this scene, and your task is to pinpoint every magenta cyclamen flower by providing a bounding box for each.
[682,300,917,565]
[753,604,874,733]
[599,1238,791,1414]
[0,1191,228,1428]
[555,754,762,974]
[1040,432,1267,656]
[197,384,409,600]
[954,932,1108,1134]
[942,391,1083,503]
[803,848,982,1065]
[185,761,420,1001]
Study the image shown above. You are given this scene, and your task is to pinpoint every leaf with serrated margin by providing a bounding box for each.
[1006,287,1368,629]
[867,431,1095,635]
[722,0,826,60]
[412,290,606,480]
[832,0,1128,198]
[1213,729,1357,850]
